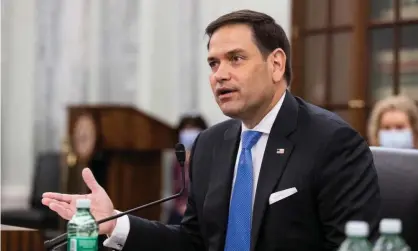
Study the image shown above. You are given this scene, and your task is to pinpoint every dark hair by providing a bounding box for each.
[176,114,208,134]
[205,9,292,84]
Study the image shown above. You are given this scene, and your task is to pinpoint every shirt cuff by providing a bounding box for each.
[103,210,130,250]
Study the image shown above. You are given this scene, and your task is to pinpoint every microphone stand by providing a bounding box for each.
[45,143,187,251]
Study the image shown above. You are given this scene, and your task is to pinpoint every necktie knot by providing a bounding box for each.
[242,130,262,150]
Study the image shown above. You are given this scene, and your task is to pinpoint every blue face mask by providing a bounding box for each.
[179,129,201,150]
[378,129,414,149]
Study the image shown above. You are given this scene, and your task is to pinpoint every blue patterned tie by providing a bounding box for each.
[224,130,262,251]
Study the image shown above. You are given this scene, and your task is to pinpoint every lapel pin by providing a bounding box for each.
[276,148,285,154]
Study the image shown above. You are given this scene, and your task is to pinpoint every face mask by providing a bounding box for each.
[378,129,414,149]
[179,129,201,150]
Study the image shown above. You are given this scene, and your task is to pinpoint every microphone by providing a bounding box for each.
[44,143,187,250]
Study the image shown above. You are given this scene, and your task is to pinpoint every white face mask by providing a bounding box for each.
[378,129,414,149]
[179,129,201,150]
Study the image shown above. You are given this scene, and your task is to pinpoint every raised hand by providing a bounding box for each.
[42,168,116,235]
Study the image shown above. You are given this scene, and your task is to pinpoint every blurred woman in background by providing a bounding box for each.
[368,95,418,149]
[168,114,208,224]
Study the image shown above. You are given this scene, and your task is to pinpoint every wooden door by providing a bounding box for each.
[291,0,418,137]
[291,0,360,131]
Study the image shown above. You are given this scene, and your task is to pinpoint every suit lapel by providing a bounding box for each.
[203,121,241,251]
[250,91,299,251]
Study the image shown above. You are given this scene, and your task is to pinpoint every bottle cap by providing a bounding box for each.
[76,198,91,208]
[345,221,369,237]
[380,219,402,234]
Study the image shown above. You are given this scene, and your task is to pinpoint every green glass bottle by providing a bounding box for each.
[67,199,99,251]
[373,219,410,251]
[338,221,373,251]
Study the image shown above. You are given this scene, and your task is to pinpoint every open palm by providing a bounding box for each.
[42,168,116,235]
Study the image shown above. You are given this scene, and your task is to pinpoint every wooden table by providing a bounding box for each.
[1,225,44,251]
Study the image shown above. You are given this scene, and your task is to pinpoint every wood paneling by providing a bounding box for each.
[1,226,44,251]
[105,151,163,220]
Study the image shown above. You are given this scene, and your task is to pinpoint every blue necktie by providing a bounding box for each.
[224,130,262,251]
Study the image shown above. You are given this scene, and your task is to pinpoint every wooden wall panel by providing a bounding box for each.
[1,227,44,251]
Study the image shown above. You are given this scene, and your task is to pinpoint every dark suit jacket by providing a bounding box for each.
[121,91,381,251]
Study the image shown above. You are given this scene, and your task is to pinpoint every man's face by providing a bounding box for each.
[207,24,284,120]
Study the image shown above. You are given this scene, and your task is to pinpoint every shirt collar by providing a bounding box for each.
[241,91,286,135]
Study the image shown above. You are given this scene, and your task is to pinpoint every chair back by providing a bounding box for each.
[30,152,62,209]
[370,147,418,249]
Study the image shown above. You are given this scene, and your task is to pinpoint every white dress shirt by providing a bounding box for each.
[103,92,286,250]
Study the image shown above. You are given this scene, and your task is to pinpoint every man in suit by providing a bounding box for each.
[42,9,381,251]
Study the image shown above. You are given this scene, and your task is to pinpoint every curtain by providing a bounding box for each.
[34,0,140,153]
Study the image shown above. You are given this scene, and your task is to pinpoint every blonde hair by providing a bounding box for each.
[367,95,418,146]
